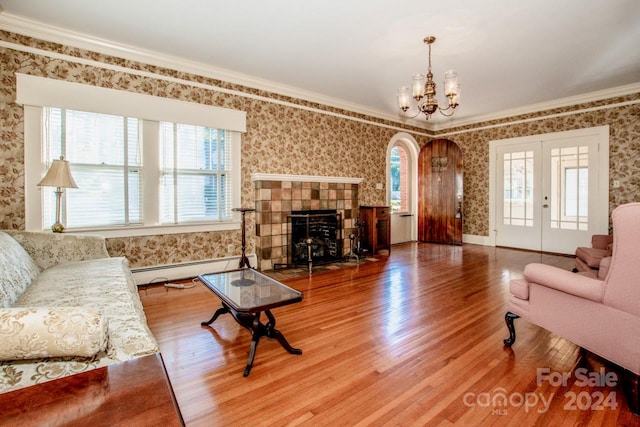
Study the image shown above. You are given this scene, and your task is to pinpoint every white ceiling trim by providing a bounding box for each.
[1,11,637,134]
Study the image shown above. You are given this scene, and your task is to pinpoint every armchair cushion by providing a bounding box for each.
[575,247,609,268]
[523,263,604,302]
[0,307,108,360]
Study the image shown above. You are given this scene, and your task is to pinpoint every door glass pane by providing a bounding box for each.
[503,151,534,227]
[549,145,589,230]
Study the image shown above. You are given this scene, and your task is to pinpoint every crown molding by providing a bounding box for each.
[0,12,417,129]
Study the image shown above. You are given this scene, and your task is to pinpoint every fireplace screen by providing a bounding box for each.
[289,210,342,266]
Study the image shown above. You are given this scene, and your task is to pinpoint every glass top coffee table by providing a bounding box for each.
[199,268,303,376]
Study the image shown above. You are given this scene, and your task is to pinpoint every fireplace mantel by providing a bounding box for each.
[252,173,363,184]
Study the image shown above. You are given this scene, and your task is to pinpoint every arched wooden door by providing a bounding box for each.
[418,139,463,244]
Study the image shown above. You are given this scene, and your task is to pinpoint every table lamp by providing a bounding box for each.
[37,156,78,232]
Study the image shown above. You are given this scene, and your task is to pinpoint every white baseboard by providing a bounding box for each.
[463,234,492,246]
[132,254,258,285]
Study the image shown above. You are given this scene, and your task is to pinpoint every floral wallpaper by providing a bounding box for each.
[1,30,638,268]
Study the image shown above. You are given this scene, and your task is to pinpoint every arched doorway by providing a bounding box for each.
[418,139,463,245]
[386,133,419,244]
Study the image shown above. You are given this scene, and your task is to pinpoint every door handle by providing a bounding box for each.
[543,204,549,208]
[399,214,413,217]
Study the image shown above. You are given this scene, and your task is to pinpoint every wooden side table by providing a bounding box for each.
[359,206,391,255]
[0,354,183,427]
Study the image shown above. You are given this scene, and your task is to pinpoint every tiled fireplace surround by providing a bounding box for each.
[253,174,362,271]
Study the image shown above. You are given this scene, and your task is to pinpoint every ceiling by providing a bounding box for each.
[1,0,639,130]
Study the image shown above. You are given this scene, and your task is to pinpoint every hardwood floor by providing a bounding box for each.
[139,243,639,426]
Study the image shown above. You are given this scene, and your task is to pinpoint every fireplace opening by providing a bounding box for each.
[289,210,342,267]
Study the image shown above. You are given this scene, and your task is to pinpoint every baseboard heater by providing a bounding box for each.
[131,254,258,285]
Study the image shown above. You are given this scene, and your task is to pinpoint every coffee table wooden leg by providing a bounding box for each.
[270,329,302,355]
[244,333,261,377]
[265,310,302,355]
[201,305,229,326]
[243,312,265,376]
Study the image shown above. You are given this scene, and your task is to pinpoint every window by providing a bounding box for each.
[389,145,408,213]
[20,73,246,237]
[43,108,142,229]
[40,108,237,232]
[160,123,231,223]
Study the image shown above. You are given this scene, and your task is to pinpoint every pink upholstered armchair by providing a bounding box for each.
[503,202,640,414]
[574,233,613,276]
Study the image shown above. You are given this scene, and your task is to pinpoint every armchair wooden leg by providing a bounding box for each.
[622,369,639,415]
[503,311,520,347]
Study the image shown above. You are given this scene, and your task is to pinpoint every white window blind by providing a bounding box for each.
[43,108,142,229]
[160,123,232,223]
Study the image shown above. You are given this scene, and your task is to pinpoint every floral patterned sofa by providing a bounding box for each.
[0,230,158,393]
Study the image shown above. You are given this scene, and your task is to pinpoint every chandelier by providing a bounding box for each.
[397,36,460,120]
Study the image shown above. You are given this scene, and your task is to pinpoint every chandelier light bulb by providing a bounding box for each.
[397,86,411,111]
[444,70,458,97]
[411,74,426,99]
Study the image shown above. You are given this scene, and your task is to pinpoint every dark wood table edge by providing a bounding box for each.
[158,352,186,425]
[0,353,184,427]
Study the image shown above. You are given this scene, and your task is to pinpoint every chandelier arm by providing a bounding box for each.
[401,109,427,119]
[438,107,456,117]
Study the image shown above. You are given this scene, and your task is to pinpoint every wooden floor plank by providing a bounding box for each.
[139,242,638,426]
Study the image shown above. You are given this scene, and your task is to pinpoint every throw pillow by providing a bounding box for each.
[0,307,108,360]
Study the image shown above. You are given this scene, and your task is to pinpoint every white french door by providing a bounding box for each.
[493,126,609,254]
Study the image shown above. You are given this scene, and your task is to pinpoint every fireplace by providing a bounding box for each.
[252,174,362,271]
[289,210,342,267]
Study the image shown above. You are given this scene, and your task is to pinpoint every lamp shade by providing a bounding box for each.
[37,157,78,189]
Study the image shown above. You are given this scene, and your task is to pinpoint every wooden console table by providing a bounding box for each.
[359,206,391,255]
[0,353,183,427]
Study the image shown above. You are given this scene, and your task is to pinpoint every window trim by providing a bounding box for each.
[16,74,246,132]
[21,76,245,238]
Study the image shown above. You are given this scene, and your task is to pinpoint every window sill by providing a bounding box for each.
[62,221,241,239]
